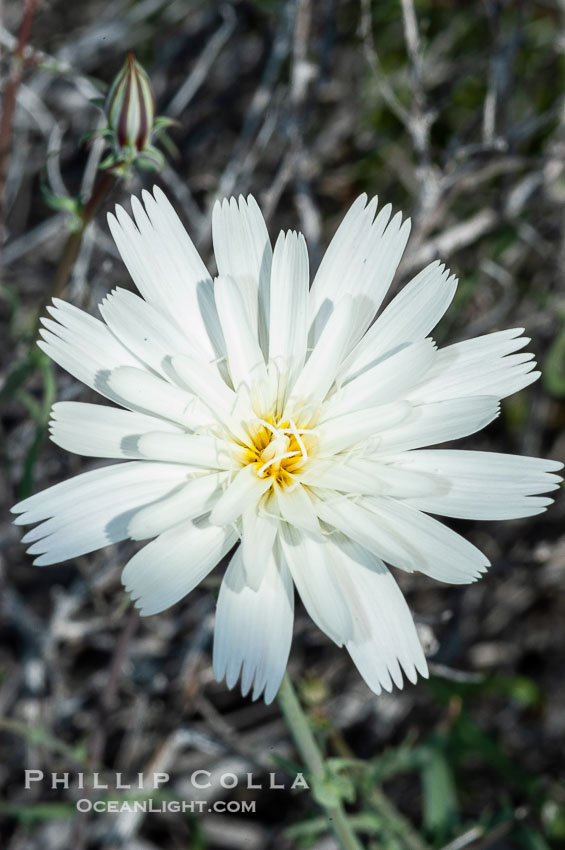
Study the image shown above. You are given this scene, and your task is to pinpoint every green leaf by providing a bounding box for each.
[544,800,565,840]
[325,757,368,774]
[79,127,114,147]
[330,773,356,804]
[14,389,44,423]
[0,801,76,824]
[310,771,355,808]
[491,675,541,708]
[270,752,308,779]
[153,115,177,130]
[517,824,553,850]
[310,775,342,808]
[420,735,458,842]
[0,718,87,764]
[455,715,536,794]
[369,737,428,783]
[40,185,82,217]
[285,812,383,841]
[543,317,565,397]
[98,152,122,170]
[0,281,20,325]
[0,357,36,402]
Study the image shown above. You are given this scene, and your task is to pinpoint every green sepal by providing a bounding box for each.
[135,146,165,171]
[40,180,83,233]
[98,153,121,171]
[153,115,177,131]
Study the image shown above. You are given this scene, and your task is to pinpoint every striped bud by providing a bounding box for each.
[105,53,155,153]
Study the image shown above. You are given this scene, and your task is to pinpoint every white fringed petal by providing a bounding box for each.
[322,337,437,420]
[12,462,191,565]
[388,450,563,519]
[368,395,500,455]
[329,535,428,692]
[314,493,489,584]
[407,329,539,403]
[214,274,271,411]
[38,300,140,400]
[340,262,456,381]
[108,188,222,360]
[316,401,412,455]
[105,365,207,430]
[240,506,278,590]
[128,473,227,540]
[299,456,440,498]
[288,296,360,417]
[213,545,293,703]
[274,482,321,536]
[279,525,354,647]
[136,432,233,468]
[98,287,202,378]
[210,464,273,526]
[268,230,309,403]
[49,402,183,459]
[122,517,237,616]
[308,195,410,350]
[212,195,272,354]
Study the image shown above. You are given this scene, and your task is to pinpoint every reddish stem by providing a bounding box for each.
[0,0,39,264]
[50,169,116,301]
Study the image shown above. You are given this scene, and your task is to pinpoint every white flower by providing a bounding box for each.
[12,188,562,703]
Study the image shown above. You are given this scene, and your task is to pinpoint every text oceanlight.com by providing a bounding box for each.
[76,800,257,814]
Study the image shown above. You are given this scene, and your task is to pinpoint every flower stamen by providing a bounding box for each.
[284,418,308,462]
[257,450,301,477]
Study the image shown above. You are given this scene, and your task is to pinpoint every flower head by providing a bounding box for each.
[13,189,562,703]
[105,52,155,154]
[91,54,172,175]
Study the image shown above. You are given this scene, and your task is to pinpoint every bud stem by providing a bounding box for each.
[0,0,39,268]
[50,171,116,302]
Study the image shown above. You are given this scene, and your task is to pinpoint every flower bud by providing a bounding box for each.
[104,52,155,153]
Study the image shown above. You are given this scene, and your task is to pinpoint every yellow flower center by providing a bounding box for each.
[242,417,316,486]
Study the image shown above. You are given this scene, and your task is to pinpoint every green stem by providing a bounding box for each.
[51,170,116,300]
[32,170,116,337]
[277,672,366,850]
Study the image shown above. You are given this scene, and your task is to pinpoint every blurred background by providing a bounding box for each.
[1,0,564,848]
